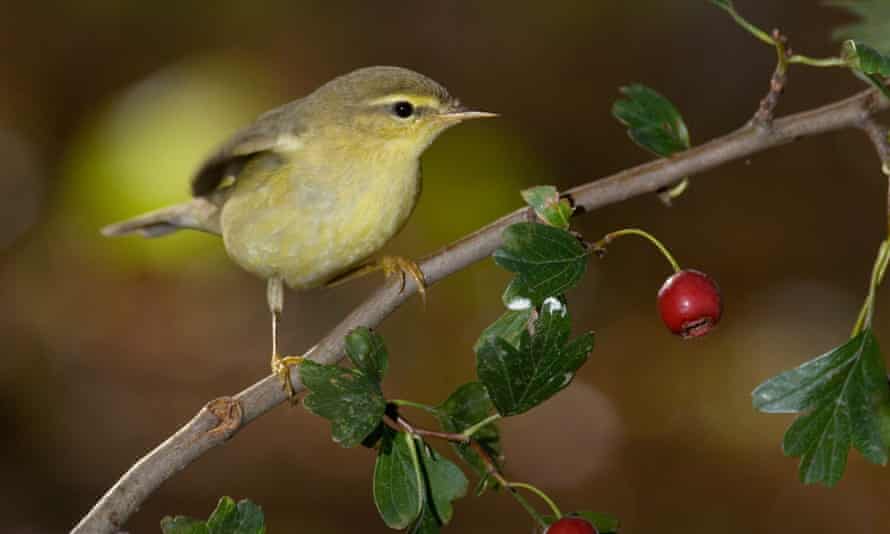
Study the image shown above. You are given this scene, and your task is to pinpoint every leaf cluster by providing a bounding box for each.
[293,197,602,530]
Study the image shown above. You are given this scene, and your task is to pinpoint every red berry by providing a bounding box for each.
[545,517,598,534]
[657,269,722,338]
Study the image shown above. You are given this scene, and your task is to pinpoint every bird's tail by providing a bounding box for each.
[101,197,222,238]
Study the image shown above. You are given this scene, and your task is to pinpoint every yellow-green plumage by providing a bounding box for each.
[220,138,422,288]
[103,65,493,291]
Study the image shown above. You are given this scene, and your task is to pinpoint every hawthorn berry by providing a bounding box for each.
[657,269,722,338]
[545,517,598,534]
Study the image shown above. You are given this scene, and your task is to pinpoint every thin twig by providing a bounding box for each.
[752,29,789,126]
[73,86,889,534]
[507,482,563,518]
[460,413,501,438]
[391,415,470,443]
[591,228,682,274]
[384,414,505,484]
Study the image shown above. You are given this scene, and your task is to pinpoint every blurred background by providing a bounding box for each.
[2,1,889,532]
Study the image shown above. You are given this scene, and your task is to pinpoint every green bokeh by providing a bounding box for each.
[415,122,550,244]
[56,54,278,271]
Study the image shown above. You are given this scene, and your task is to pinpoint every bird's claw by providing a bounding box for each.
[271,353,305,403]
[381,256,426,305]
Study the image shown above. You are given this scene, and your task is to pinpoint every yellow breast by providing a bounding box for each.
[219,144,422,289]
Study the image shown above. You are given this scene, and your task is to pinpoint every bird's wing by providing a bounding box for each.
[190,100,305,197]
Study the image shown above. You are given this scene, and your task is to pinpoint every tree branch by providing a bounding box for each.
[859,117,890,171]
[73,87,888,534]
[858,117,890,236]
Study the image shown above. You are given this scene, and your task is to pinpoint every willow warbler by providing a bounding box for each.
[102,66,495,396]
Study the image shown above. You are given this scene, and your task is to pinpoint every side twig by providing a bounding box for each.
[752,29,789,126]
[73,87,888,534]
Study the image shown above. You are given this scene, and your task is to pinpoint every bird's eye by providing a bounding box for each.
[392,101,414,118]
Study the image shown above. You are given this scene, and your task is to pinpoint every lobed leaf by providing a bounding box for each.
[476,297,594,416]
[206,498,265,534]
[752,329,890,486]
[474,308,532,353]
[161,497,265,534]
[344,326,388,385]
[300,360,386,448]
[493,222,589,309]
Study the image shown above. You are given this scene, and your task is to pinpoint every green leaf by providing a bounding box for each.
[300,360,386,448]
[474,309,532,352]
[753,329,890,486]
[437,382,502,475]
[472,474,496,497]
[493,222,589,309]
[409,505,441,534]
[709,0,733,9]
[161,497,265,534]
[416,441,468,525]
[520,185,573,230]
[161,517,209,534]
[207,498,265,534]
[838,40,890,99]
[612,84,690,158]
[477,297,595,416]
[880,402,890,447]
[841,40,890,75]
[543,512,620,534]
[828,0,890,53]
[344,326,388,385]
[374,430,424,529]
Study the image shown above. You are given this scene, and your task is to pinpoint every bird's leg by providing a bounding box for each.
[268,277,303,402]
[326,256,427,304]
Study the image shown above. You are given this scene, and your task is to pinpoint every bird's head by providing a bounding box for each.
[303,66,496,156]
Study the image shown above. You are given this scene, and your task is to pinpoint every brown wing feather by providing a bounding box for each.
[190,100,305,197]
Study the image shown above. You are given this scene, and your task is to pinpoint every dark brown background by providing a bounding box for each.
[2,1,889,532]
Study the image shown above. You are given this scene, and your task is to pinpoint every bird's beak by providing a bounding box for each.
[438,107,499,121]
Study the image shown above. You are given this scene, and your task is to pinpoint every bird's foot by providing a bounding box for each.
[271,353,305,403]
[326,255,427,304]
[380,256,426,304]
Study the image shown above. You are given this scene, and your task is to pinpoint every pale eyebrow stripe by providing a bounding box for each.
[366,94,441,108]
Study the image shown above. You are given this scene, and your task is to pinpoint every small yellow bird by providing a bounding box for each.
[102,66,495,396]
